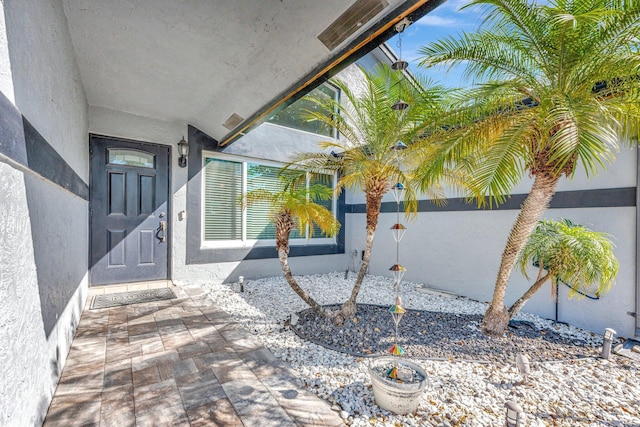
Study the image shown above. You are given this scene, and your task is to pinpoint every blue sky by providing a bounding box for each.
[388,0,484,87]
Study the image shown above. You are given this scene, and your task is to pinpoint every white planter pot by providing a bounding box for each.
[368,356,428,415]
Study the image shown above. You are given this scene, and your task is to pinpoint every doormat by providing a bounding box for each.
[91,287,177,309]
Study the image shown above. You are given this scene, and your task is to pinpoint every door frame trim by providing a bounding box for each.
[88,133,172,286]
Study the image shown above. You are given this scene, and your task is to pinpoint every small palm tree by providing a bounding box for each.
[290,64,446,324]
[244,172,340,318]
[510,219,618,318]
[416,0,640,334]
[509,219,618,319]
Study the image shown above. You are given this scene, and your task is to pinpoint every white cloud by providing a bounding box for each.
[415,14,463,27]
[436,0,483,14]
[415,0,485,27]
[441,0,468,12]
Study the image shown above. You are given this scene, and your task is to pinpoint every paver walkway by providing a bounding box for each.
[44,283,343,427]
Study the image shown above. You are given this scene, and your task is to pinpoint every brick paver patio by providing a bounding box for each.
[43,283,343,426]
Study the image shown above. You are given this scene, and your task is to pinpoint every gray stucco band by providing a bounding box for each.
[0,90,89,200]
[346,187,636,214]
[188,244,343,265]
[186,125,345,264]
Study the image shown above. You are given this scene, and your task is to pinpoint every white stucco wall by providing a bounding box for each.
[346,145,638,337]
[5,0,88,180]
[0,0,90,425]
[175,253,348,286]
[346,139,639,206]
[0,3,13,103]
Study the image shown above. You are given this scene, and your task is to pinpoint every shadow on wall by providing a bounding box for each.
[31,345,65,426]
[23,133,89,339]
[0,92,89,339]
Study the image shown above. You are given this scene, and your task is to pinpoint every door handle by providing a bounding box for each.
[157,221,167,243]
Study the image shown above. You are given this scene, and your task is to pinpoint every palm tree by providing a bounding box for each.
[244,172,340,318]
[510,219,618,318]
[290,64,446,324]
[416,0,640,335]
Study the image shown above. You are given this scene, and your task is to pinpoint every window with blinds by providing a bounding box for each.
[203,156,335,244]
[203,158,242,240]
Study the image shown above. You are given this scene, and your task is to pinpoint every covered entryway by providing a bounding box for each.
[89,135,170,285]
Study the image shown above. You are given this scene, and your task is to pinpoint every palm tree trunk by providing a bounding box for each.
[278,248,328,318]
[507,272,552,319]
[481,172,560,335]
[337,187,384,324]
[276,212,327,318]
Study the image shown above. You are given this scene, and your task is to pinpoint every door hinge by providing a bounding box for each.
[627,311,636,318]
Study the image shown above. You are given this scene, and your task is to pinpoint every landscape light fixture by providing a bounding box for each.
[239,276,244,293]
[602,328,616,360]
[504,400,524,427]
[177,136,189,168]
[515,354,531,383]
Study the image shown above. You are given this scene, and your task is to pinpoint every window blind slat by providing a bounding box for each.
[246,164,280,239]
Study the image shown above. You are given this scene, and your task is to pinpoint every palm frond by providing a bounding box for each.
[416,0,638,206]
[518,219,618,297]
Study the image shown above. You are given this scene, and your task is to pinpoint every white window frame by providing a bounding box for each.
[201,152,337,249]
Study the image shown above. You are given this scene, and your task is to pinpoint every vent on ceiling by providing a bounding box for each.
[222,113,245,130]
[318,0,388,51]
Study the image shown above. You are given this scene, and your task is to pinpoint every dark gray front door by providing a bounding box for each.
[90,135,170,285]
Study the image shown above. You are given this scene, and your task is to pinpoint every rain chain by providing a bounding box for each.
[387,169,408,379]
[386,18,411,379]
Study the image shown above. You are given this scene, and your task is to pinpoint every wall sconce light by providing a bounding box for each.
[504,400,523,426]
[602,328,616,359]
[178,136,189,168]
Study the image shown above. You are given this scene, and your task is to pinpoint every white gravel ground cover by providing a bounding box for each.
[202,272,640,427]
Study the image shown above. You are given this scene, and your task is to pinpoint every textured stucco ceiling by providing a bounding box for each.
[62,0,409,142]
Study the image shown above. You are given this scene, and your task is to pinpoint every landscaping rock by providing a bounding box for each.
[203,272,640,426]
